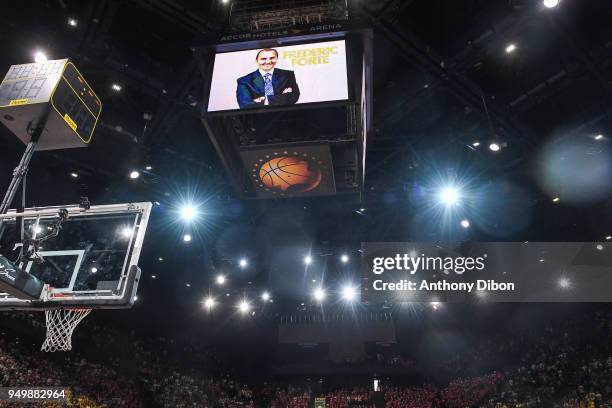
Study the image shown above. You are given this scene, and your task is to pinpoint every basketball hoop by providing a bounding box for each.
[41,308,91,352]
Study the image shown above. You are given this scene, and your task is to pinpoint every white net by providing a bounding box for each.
[41,309,91,352]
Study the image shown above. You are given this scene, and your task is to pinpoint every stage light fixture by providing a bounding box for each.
[129,170,140,179]
[505,44,516,54]
[340,254,349,263]
[238,300,250,313]
[304,255,312,265]
[34,51,47,63]
[183,233,192,242]
[431,301,440,310]
[151,275,156,279]
[558,278,570,289]
[342,285,357,301]
[216,275,226,285]
[261,292,270,301]
[552,197,560,202]
[203,297,215,309]
[543,0,559,8]
[472,141,480,147]
[460,219,470,228]
[185,283,191,287]
[239,258,248,268]
[439,187,460,206]
[145,165,153,170]
[489,143,501,151]
[596,244,604,251]
[91,267,98,273]
[180,204,197,222]
[606,236,611,240]
[594,134,603,140]
[314,288,326,302]
[70,172,78,178]
[111,83,122,92]
[67,18,78,27]
[158,257,164,261]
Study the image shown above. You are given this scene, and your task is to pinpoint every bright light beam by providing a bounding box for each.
[439,187,460,206]
[180,204,198,222]
[314,288,326,302]
[342,285,357,302]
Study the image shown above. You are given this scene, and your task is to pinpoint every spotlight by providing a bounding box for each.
[431,301,441,310]
[543,0,559,8]
[158,257,164,261]
[304,255,312,265]
[67,18,78,27]
[439,187,460,206]
[472,141,480,147]
[460,219,470,228]
[129,170,140,179]
[183,233,192,242]
[32,225,42,234]
[314,288,326,302]
[185,283,191,287]
[238,300,250,313]
[203,297,215,309]
[558,278,570,289]
[111,83,122,92]
[596,244,604,251]
[340,254,349,263]
[606,236,611,240]
[342,285,357,301]
[180,204,197,222]
[70,172,78,178]
[489,143,501,152]
[151,275,156,279]
[594,134,604,140]
[239,258,248,268]
[34,51,47,63]
[552,197,560,202]
[145,165,153,170]
[120,227,133,238]
[505,43,517,54]
[90,267,98,274]
[216,274,226,285]
[261,292,270,301]
[359,208,366,212]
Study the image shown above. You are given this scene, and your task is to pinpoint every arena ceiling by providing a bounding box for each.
[0,0,611,316]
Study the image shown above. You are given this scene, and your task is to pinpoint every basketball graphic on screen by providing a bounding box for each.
[259,156,322,193]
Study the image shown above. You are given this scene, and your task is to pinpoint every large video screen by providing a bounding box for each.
[207,39,349,112]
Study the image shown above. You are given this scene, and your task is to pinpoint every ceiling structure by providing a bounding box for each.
[0,0,611,316]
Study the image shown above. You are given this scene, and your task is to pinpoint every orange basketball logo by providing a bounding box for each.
[259,156,322,193]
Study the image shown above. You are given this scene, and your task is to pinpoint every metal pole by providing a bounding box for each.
[0,108,49,234]
[0,141,37,215]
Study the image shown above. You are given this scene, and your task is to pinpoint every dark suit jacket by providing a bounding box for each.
[236,68,300,109]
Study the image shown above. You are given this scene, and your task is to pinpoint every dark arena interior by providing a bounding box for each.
[1,0,612,407]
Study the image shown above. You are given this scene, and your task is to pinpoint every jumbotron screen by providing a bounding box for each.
[207,39,349,112]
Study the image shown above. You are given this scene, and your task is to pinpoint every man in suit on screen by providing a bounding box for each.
[236,48,300,109]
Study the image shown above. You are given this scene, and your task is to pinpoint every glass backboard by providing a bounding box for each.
[0,202,151,310]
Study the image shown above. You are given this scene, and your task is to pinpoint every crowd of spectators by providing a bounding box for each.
[0,308,611,407]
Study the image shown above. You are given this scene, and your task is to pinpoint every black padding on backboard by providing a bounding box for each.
[0,255,44,300]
